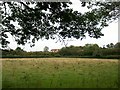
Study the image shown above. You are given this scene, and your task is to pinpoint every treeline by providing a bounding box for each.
[1,42,120,59]
[59,43,120,59]
[1,47,59,58]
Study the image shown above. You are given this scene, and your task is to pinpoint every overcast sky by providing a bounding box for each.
[5,0,118,51]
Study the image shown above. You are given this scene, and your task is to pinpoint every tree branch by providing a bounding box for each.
[20,2,34,10]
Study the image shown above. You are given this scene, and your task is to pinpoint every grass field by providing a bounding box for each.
[1,58,119,88]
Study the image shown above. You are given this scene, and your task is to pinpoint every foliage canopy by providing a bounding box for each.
[0,1,120,48]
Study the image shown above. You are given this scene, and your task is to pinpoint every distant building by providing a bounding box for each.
[51,49,60,52]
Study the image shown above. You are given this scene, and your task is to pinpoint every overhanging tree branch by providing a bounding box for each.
[1,1,120,48]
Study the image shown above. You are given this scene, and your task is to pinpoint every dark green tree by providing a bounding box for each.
[15,47,24,52]
[106,44,110,48]
[1,1,120,48]
[114,42,120,48]
[83,44,100,56]
[59,46,83,56]
[106,43,114,48]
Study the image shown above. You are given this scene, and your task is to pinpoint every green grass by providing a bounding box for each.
[1,58,119,88]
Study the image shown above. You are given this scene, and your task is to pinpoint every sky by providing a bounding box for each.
[5,0,118,51]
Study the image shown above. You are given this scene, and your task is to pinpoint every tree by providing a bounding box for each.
[59,46,84,56]
[1,1,120,48]
[15,47,24,52]
[84,44,99,50]
[114,42,120,48]
[106,43,114,48]
[92,45,102,57]
[83,44,100,56]
[110,43,114,48]
[44,46,49,52]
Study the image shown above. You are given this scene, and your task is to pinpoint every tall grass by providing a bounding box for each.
[2,58,118,88]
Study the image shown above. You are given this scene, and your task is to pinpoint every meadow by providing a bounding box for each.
[1,58,119,88]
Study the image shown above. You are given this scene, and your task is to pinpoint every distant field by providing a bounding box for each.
[1,58,119,88]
